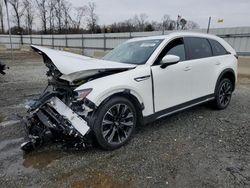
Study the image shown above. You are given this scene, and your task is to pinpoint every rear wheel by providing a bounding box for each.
[213,78,233,110]
[92,96,137,150]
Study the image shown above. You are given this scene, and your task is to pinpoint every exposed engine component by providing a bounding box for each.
[21,92,92,152]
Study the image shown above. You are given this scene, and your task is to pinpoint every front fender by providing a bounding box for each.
[91,87,144,107]
[75,66,154,116]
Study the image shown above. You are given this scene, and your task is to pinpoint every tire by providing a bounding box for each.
[92,96,137,150]
[213,78,233,110]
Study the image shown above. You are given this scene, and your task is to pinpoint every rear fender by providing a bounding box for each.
[214,68,236,92]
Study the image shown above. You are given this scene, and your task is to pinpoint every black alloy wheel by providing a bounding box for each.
[214,78,233,110]
[101,104,134,145]
[92,96,137,150]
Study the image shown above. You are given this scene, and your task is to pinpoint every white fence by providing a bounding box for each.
[0,27,250,56]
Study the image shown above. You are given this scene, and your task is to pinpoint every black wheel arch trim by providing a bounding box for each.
[214,68,236,93]
[91,90,144,125]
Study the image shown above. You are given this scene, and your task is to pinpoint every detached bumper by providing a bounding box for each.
[48,97,90,136]
[21,96,91,152]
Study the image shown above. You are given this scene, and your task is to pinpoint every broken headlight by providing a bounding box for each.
[75,88,93,101]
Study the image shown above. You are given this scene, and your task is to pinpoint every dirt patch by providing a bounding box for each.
[238,75,250,85]
[238,56,250,77]
[70,171,132,188]
[238,56,250,64]
[0,50,41,63]
[23,149,64,169]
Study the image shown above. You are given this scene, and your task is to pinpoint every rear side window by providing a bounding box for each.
[185,37,212,60]
[208,39,228,56]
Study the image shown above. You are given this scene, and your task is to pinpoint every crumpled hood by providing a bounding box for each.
[31,45,136,76]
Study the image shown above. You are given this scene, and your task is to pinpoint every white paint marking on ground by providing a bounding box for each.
[0,120,21,127]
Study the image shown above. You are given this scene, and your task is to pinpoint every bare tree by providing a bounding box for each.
[85,2,98,33]
[23,0,34,34]
[36,0,48,33]
[47,0,56,33]
[133,13,148,31]
[54,0,63,33]
[107,19,134,33]
[124,19,134,32]
[9,0,25,33]
[151,21,161,31]
[186,20,199,30]
[162,14,171,30]
[0,1,4,33]
[169,20,176,30]
[61,0,72,31]
[74,6,86,30]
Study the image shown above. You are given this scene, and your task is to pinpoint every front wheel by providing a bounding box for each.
[92,96,137,150]
[213,78,233,110]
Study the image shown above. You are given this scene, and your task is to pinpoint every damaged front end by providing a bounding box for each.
[21,80,94,152]
[21,46,134,151]
[21,45,134,152]
[21,92,92,152]
[20,54,95,152]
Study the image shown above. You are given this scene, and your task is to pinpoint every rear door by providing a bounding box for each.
[184,37,216,99]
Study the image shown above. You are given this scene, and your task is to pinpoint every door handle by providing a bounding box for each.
[215,62,221,65]
[184,66,191,71]
[134,75,151,82]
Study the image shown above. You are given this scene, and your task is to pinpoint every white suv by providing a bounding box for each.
[22,32,238,151]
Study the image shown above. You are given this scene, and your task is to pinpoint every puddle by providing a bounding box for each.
[0,138,35,176]
[23,149,64,169]
[70,172,131,188]
[0,138,65,176]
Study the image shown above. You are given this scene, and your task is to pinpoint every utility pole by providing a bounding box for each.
[177,15,181,30]
[0,1,4,33]
[207,16,211,33]
[162,20,164,35]
[4,0,14,63]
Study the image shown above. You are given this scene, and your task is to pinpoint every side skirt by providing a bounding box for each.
[143,94,214,124]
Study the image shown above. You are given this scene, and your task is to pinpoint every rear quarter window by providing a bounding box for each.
[208,39,228,56]
[185,37,212,60]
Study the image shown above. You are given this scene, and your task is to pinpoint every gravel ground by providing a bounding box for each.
[0,51,249,188]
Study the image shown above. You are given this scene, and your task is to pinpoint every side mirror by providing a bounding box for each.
[160,55,180,69]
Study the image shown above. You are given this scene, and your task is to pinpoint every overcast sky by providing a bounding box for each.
[72,0,250,28]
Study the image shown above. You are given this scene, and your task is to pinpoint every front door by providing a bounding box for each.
[151,38,193,113]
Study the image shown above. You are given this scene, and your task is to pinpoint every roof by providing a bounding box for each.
[126,31,236,55]
[127,31,221,42]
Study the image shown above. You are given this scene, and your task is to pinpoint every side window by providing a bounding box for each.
[157,38,186,64]
[185,37,212,60]
[166,40,186,61]
[209,39,228,56]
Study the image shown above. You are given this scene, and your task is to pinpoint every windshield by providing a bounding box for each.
[103,39,163,65]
